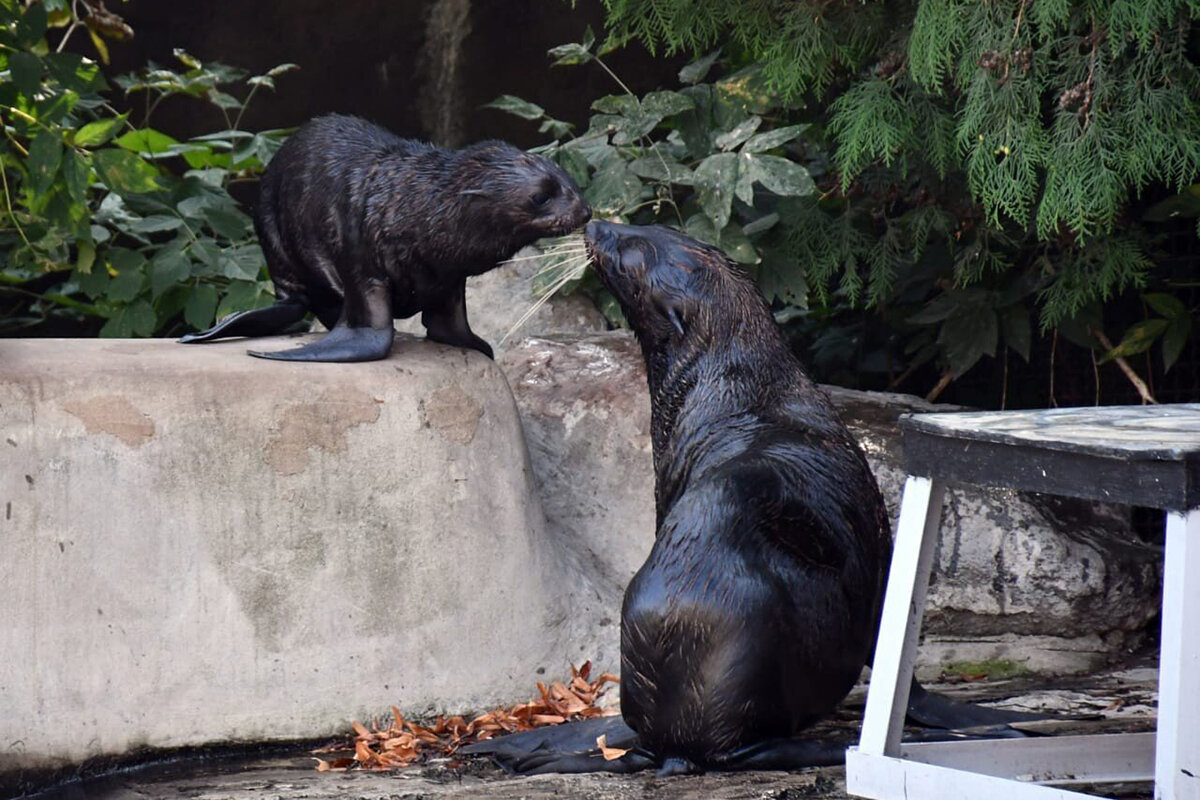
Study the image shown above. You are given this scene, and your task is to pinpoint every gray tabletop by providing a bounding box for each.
[902,404,1200,461]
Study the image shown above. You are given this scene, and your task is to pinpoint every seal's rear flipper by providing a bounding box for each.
[462,716,650,775]
[906,678,1052,729]
[248,325,395,363]
[178,299,309,344]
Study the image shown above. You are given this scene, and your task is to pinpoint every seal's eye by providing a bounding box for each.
[531,184,558,207]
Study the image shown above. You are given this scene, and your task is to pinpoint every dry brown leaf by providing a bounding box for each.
[316,659,619,773]
[596,734,630,761]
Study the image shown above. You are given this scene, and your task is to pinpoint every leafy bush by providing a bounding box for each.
[503,3,1199,401]
[0,0,295,337]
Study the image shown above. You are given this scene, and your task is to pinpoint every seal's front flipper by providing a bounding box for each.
[906,678,1050,730]
[178,299,308,344]
[247,325,394,362]
[422,277,494,359]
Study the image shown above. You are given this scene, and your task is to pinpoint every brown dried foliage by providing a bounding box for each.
[313,661,619,772]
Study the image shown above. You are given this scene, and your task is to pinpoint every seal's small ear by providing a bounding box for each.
[655,295,693,337]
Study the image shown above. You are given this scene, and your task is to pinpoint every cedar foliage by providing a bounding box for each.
[597,0,1200,390]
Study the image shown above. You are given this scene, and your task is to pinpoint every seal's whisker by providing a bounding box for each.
[500,251,593,346]
[503,247,588,265]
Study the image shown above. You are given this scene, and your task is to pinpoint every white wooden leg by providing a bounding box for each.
[859,476,946,757]
[1155,509,1200,800]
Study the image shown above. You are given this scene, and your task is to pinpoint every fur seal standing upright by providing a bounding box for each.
[179,115,590,362]
[465,221,1038,775]
[591,221,890,773]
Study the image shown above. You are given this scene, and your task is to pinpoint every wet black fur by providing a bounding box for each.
[586,221,891,769]
[179,114,590,360]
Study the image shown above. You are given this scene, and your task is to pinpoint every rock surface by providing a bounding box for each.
[500,332,1163,677]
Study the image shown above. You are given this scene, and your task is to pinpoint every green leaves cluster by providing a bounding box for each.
[488,34,816,319]
[1,0,296,337]
[579,0,1199,391]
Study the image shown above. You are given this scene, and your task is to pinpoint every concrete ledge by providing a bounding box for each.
[0,335,602,785]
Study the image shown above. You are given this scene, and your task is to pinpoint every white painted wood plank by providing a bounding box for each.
[1156,510,1200,800]
[900,732,1155,784]
[846,748,1103,800]
[858,476,946,757]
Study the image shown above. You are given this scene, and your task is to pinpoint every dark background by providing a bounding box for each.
[101,0,683,148]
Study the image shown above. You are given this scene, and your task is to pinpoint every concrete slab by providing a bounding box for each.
[0,335,614,787]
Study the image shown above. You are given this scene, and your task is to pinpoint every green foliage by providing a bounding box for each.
[578,0,1199,392]
[488,42,816,317]
[0,1,296,336]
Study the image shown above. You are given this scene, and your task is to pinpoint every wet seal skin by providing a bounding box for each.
[179,114,590,362]
[465,222,1043,775]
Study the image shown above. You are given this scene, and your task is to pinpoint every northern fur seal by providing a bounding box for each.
[465,221,1039,775]
[179,115,590,362]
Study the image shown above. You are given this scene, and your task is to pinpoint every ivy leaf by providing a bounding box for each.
[1099,319,1170,363]
[715,117,761,151]
[9,51,42,98]
[126,299,157,336]
[216,279,268,319]
[941,308,998,376]
[585,162,642,215]
[693,152,738,230]
[107,270,145,304]
[1142,293,1186,319]
[1001,304,1032,362]
[679,50,720,85]
[74,116,127,147]
[1162,316,1192,373]
[748,155,814,196]
[718,223,758,264]
[203,206,251,241]
[16,1,48,46]
[266,62,300,78]
[758,250,808,308]
[184,284,219,329]
[115,128,181,156]
[628,153,693,184]
[483,95,545,121]
[549,42,594,66]
[151,250,191,297]
[742,124,809,154]
[93,148,161,195]
[129,215,184,234]
[28,130,63,196]
[639,91,694,120]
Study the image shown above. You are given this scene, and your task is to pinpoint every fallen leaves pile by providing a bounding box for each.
[313,661,619,772]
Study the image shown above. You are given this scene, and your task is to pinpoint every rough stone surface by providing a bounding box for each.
[500,332,1163,677]
[0,335,617,787]
[395,252,609,354]
[499,334,656,607]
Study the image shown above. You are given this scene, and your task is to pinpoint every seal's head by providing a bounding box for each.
[585,220,765,353]
[460,141,591,242]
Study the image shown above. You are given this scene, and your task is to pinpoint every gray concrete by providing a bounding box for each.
[0,335,619,784]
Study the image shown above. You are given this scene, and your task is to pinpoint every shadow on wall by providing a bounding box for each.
[101,0,685,148]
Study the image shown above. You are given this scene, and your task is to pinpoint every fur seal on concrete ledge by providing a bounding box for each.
[465,222,1041,775]
[178,114,590,362]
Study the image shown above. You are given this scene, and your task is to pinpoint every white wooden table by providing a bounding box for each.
[846,404,1200,800]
